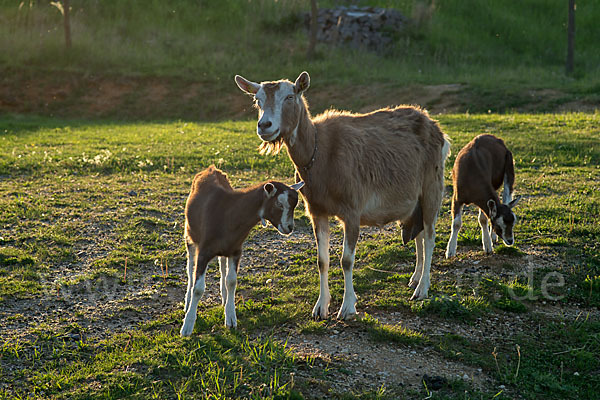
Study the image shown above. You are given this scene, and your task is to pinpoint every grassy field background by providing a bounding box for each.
[1,0,599,398]
[0,0,599,118]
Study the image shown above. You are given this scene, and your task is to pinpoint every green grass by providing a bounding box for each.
[0,112,599,398]
[2,317,307,399]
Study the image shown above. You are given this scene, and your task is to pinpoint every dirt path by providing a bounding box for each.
[2,72,597,121]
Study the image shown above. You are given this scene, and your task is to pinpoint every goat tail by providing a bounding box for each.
[503,148,516,201]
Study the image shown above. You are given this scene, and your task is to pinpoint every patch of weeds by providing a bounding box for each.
[0,247,43,299]
[117,304,142,313]
[6,313,25,321]
[494,245,525,257]
[0,338,26,360]
[434,334,494,369]
[412,295,489,320]
[297,319,327,334]
[0,247,35,267]
[360,313,427,346]
[581,274,600,304]
[479,278,529,313]
[92,248,151,270]
[493,298,527,313]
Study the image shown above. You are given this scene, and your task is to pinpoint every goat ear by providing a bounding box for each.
[509,195,522,209]
[290,181,305,191]
[235,75,260,94]
[487,199,497,218]
[263,183,276,198]
[294,71,310,94]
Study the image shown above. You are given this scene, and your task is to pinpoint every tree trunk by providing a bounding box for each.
[566,0,575,75]
[306,0,318,60]
[63,0,71,51]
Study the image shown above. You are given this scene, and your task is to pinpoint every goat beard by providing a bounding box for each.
[258,137,284,155]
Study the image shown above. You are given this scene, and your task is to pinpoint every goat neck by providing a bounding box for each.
[474,191,501,219]
[229,186,267,235]
[284,105,317,180]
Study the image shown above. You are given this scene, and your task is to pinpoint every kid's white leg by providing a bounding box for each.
[219,256,227,306]
[224,256,240,328]
[445,207,462,258]
[479,209,493,254]
[184,242,196,313]
[180,254,209,337]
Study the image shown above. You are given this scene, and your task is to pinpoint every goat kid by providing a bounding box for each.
[445,134,521,258]
[235,71,450,320]
[180,165,304,336]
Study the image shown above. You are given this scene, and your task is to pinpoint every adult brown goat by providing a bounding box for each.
[235,72,450,320]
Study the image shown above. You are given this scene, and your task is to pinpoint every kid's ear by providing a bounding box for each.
[509,195,522,208]
[294,71,310,94]
[235,75,261,94]
[263,183,276,198]
[487,199,497,219]
[290,181,305,191]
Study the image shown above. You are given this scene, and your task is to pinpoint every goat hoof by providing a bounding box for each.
[180,323,194,337]
[312,298,330,320]
[337,310,357,320]
[337,303,357,320]
[410,293,424,301]
[410,286,429,301]
[312,307,328,320]
[225,309,237,329]
[312,310,326,320]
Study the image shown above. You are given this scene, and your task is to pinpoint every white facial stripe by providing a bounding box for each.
[277,191,292,229]
[259,83,296,138]
[273,84,295,132]
[496,217,515,244]
[496,217,506,234]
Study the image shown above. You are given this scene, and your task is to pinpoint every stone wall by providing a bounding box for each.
[304,5,408,52]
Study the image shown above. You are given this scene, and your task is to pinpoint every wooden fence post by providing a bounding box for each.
[566,0,575,75]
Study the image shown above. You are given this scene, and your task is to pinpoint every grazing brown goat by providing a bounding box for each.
[445,134,521,258]
[235,72,450,320]
[180,165,304,336]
